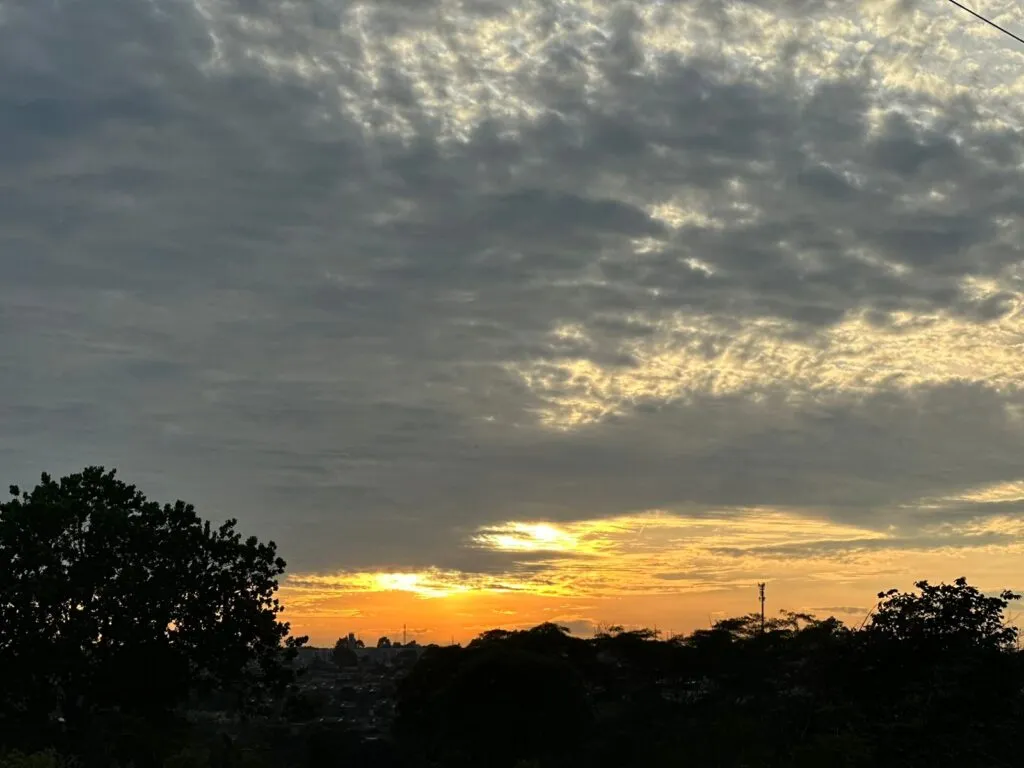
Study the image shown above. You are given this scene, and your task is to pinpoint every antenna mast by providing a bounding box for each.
[758,583,766,634]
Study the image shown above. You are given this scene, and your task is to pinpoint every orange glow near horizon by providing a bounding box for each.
[278,503,1024,647]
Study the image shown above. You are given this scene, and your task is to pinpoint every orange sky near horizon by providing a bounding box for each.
[278,503,1024,647]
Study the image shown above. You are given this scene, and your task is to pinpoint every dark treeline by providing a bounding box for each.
[3,468,1023,768]
[395,587,1023,768]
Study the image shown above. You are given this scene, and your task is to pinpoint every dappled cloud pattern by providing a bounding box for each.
[4,0,1024,641]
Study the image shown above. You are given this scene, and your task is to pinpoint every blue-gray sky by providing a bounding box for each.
[3,0,1024,640]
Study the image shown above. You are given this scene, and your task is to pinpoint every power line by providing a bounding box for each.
[946,0,1024,48]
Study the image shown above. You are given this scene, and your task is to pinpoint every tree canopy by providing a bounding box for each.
[332,639,358,668]
[395,578,1024,768]
[866,577,1020,652]
[0,467,305,758]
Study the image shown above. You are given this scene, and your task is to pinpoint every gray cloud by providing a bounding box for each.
[3,0,1024,576]
[813,607,869,615]
[709,531,1019,560]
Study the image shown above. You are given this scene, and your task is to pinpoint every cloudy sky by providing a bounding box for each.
[4,0,1024,644]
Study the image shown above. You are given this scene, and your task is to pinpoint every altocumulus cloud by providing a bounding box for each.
[3,0,1024,592]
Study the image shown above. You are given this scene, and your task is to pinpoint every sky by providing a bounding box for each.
[4,0,1024,646]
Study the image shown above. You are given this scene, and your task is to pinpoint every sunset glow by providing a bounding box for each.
[8,0,1024,654]
[281,505,1024,646]
[472,522,582,554]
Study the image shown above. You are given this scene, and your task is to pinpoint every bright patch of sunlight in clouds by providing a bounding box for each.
[911,479,1024,513]
[950,479,1024,505]
[955,516,1024,538]
[472,522,582,554]
[509,302,1024,429]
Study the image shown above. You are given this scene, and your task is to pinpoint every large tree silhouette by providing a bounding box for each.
[866,577,1020,652]
[0,467,305,757]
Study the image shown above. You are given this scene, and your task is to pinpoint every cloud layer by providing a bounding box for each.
[3,0,1024,627]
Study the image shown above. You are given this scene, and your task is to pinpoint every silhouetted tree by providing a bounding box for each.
[377,636,392,648]
[866,576,1020,652]
[390,580,1024,768]
[0,468,305,760]
[396,628,593,767]
[331,639,358,668]
[335,632,364,649]
[470,628,512,645]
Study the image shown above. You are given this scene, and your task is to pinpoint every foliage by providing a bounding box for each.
[866,576,1021,652]
[331,638,358,668]
[397,639,592,768]
[395,577,1024,768]
[0,467,305,760]
[159,734,274,768]
[0,752,69,768]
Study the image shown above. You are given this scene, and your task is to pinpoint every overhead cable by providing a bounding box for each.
[946,0,1024,47]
